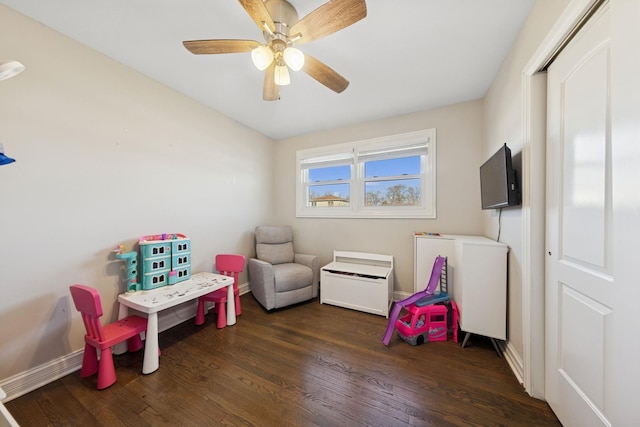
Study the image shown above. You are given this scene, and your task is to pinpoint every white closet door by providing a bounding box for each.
[545,4,614,426]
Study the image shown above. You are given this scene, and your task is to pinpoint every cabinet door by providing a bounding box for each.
[414,236,454,293]
[457,242,507,340]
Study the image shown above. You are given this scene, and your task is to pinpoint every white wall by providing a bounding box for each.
[0,6,273,383]
[482,0,570,373]
[273,100,485,295]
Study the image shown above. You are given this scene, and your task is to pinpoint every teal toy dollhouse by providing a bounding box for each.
[115,233,192,292]
[138,233,191,290]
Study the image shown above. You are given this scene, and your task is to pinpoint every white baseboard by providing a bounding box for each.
[0,282,251,403]
[502,340,525,386]
[394,290,412,301]
[0,350,84,403]
[238,282,250,296]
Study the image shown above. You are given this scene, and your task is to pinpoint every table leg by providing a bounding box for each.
[226,283,236,326]
[142,312,159,374]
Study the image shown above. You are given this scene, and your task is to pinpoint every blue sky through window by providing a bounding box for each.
[308,156,421,201]
[309,165,350,182]
[309,156,420,182]
[365,156,420,178]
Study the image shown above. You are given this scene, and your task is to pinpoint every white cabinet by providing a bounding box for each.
[414,234,508,341]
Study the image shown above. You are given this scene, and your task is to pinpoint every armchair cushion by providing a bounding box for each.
[273,263,313,292]
[255,226,295,265]
[257,242,294,265]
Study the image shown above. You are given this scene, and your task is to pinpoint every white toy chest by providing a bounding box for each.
[320,251,394,318]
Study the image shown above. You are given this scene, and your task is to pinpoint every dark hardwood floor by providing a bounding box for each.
[6,295,560,426]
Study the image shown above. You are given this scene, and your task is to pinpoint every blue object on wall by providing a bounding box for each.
[0,144,15,165]
[0,60,25,166]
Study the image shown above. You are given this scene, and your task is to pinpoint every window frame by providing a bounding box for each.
[296,129,436,219]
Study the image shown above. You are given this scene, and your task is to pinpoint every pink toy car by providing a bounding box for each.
[395,304,448,346]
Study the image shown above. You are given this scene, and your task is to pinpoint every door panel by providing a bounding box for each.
[546,4,613,426]
[559,285,610,407]
[561,45,610,271]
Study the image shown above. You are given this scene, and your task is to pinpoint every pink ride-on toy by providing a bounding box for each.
[195,254,246,328]
[382,256,451,346]
[395,304,449,346]
[69,284,148,389]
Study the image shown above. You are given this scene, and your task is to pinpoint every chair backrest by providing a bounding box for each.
[424,256,447,294]
[69,284,106,343]
[255,225,294,265]
[215,254,246,289]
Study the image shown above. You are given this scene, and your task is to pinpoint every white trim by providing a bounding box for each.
[0,350,84,402]
[520,72,548,399]
[503,341,525,385]
[394,290,412,302]
[238,281,250,296]
[520,0,601,398]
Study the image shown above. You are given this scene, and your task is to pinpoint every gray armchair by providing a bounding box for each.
[248,225,319,310]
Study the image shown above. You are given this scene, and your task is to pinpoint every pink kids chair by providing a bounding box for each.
[69,284,148,390]
[195,254,246,328]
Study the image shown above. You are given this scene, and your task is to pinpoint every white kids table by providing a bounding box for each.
[117,272,234,374]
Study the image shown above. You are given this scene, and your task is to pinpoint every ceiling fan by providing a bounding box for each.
[182,0,367,101]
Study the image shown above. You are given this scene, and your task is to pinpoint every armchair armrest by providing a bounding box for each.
[248,258,276,309]
[294,253,317,269]
[295,253,319,298]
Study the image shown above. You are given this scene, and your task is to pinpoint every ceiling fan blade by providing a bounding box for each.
[302,54,349,93]
[290,0,367,45]
[238,0,276,33]
[263,62,280,101]
[183,39,260,55]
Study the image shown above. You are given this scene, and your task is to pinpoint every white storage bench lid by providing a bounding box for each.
[321,251,393,279]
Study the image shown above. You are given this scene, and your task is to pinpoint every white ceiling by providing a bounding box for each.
[1,0,535,140]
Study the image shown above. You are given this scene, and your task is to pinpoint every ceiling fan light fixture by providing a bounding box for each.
[274,64,290,86]
[283,47,304,71]
[0,60,25,82]
[251,45,274,71]
[182,0,368,99]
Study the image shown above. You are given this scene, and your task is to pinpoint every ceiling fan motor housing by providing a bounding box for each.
[264,0,299,29]
[263,0,299,63]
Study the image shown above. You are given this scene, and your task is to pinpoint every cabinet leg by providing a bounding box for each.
[489,337,503,358]
[461,332,471,348]
[461,333,503,358]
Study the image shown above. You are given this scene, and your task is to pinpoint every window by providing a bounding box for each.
[296,129,436,218]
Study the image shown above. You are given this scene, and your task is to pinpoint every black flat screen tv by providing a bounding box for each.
[480,143,520,210]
